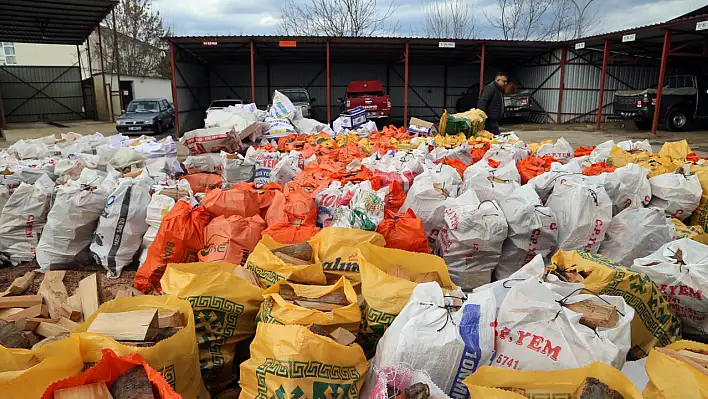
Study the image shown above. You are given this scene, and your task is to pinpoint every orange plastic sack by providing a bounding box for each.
[471,143,491,163]
[263,210,321,244]
[266,191,317,226]
[384,180,407,213]
[436,158,468,178]
[235,182,283,219]
[41,349,180,399]
[202,186,259,218]
[135,201,211,293]
[199,214,266,265]
[583,162,617,176]
[179,173,222,194]
[575,146,596,157]
[376,209,431,253]
[517,156,554,184]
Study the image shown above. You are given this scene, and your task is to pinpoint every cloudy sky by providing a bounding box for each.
[152,0,703,38]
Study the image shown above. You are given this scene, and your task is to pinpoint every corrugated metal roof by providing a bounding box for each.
[0,0,118,45]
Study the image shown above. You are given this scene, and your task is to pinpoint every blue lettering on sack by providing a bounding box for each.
[449,304,482,399]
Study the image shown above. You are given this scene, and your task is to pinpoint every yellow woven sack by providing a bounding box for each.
[529,140,553,155]
[357,243,456,354]
[73,295,209,399]
[644,340,708,398]
[160,261,264,392]
[659,139,692,161]
[551,250,682,359]
[0,335,84,398]
[238,323,369,399]
[464,362,642,399]
[245,236,327,289]
[310,227,386,287]
[258,276,361,334]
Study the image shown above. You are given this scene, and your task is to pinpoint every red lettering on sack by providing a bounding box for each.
[541,340,562,361]
[550,222,558,231]
[515,330,532,346]
[25,215,35,238]
[672,209,685,218]
[497,327,511,341]
[583,219,604,252]
[445,208,460,230]
[658,283,703,300]
[527,335,545,352]
[494,325,563,361]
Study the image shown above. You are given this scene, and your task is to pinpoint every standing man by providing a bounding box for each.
[478,72,508,135]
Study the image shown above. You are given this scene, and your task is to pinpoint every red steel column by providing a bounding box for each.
[326,40,331,123]
[479,43,486,94]
[250,40,256,104]
[596,39,610,129]
[556,47,567,123]
[404,42,409,127]
[652,30,672,136]
[169,41,180,137]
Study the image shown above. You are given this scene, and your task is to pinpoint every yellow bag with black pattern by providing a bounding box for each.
[244,235,327,289]
[550,250,682,359]
[160,261,264,394]
[238,323,369,399]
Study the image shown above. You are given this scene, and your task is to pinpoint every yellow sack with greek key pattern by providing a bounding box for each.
[464,362,642,399]
[245,235,327,289]
[310,227,386,288]
[550,250,682,360]
[0,335,84,398]
[357,243,456,356]
[258,276,361,334]
[73,295,209,399]
[239,323,369,399]
[644,340,708,398]
[160,261,264,393]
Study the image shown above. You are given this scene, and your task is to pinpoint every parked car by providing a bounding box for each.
[276,88,315,119]
[613,74,708,131]
[339,80,391,120]
[455,84,531,118]
[116,98,174,135]
[205,99,244,119]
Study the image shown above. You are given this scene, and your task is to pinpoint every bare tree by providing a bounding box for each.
[424,0,477,39]
[94,0,172,77]
[567,0,600,39]
[486,0,599,40]
[279,0,399,36]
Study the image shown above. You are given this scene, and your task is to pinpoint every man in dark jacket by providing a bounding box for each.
[478,72,508,135]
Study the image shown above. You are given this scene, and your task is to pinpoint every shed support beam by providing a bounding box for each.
[556,47,567,124]
[479,43,486,94]
[596,40,610,130]
[169,41,180,137]
[404,42,409,127]
[112,8,123,112]
[326,40,331,123]
[652,30,671,136]
[250,40,256,104]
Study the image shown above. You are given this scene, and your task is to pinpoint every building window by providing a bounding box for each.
[0,42,16,65]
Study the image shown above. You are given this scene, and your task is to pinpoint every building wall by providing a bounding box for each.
[124,75,173,101]
[12,43,79,67]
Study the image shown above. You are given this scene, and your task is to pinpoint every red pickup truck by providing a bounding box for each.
[341,80,391,119]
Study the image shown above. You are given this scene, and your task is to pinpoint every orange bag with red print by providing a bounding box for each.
[266,191,317,226]
[583,162,616,176]
[199,214,267,265]
[376,209,431,253]
[179,173,222,194]
[517,156,554,184]
[41,349,181,399]
[575,146,596,157]
[134,201,211,293]
[263,210,321,244]
[202,186,259,218]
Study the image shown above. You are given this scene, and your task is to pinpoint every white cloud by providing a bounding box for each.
[592,0,700,35]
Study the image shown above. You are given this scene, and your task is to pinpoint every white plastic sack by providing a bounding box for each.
[264,117,296,137]
[589,140,615,163]
[0,174,55,265]
[481,144,517,166]
[546,180,612,253]
[618,139,652,153]
[605,163,652,215]
[7,139,50,160]
[436,200,508,289]
[599,207,675,266]
[221,152,254,185]
[528,161,585,202]
[649,173,702,220]
[462,160,520,203]
[109,147,146,170]
[138,193,176,267]
[293,118,328,134]
[446,142,473,165]
[0,185,8,217]
[269,90,299,119]
[270,156,302,186]
[372,283,496,397]
[181,126,241,154]
[497,185,559,280]
[90,172,151,278]
[422,160,463,195]
[315,181,355,227]
[474,254,547,312]
[632,238,708,336]
[184,153,223,174]
[349,181,390,229]
[246,147,281,187]
[36,171,117,271]
[536,137,574,164]
[363,365,453,399]
[494,278,633,370]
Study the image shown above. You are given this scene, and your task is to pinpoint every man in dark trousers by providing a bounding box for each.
[478,72,508,135]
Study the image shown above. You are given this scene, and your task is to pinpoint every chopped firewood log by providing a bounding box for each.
[32,332,70,350]
[557,269,586,283]
[58,317,80,331]
[124,168,144,178]
[273,242,313,262]
[566,299,620,329]
[308,324,331,338]
[15,317,52,332]
[0,295,43,309]
[152,327,182,342]
[274,252,311,265]
[61,303,82,322]
[54,382,113,399]
[278,285,349,306]
[109,366,155,399]
[88,309,158,341]
[130,287,145,297]
[677,350,708,368]
[571,377,624,399]
[78,274,100,320]
[330,327,357,346]
[38,271,68,319]
[67,294,83,319]
[0,272,35,297]
[22,331,39,347]
[5,304,47,322]
[117,341,157,348]
[36,321,69,338]
[414,272,443,285]
[501,387,527,395]
[232,266,262,288]
[0,308,25,319]
[656,348,708,376]
[114,288,134,299]
[396,382,431,399]
[158,310,184,328]
[388,265,413,281]
[0,319,31,348]
[293,300,343,312]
